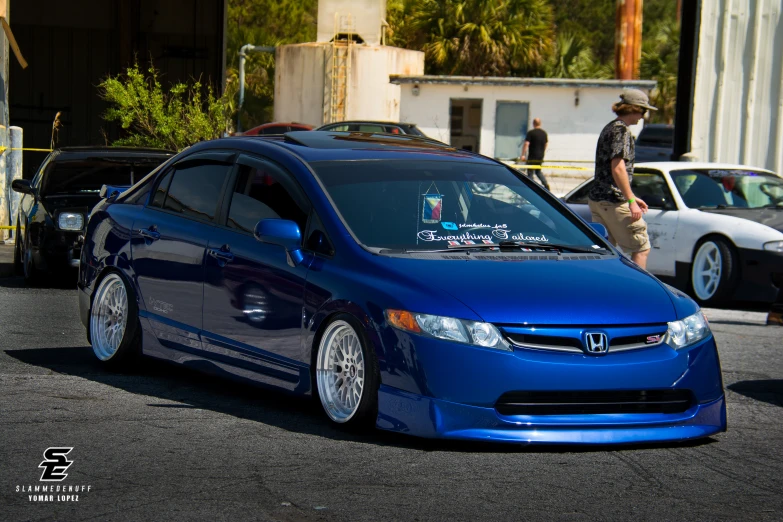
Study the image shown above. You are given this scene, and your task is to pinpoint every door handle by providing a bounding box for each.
[138,228,161,240]
[208,248,234,265]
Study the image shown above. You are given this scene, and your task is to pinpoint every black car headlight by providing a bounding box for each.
[665,311,711,349]
[58,212,84,231]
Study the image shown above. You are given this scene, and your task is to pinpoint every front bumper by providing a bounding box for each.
[377,388,725,444]
[376,331,726,444]
[732,248,783,303]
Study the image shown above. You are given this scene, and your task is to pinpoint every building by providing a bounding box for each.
[392,76,656,161]
[10,0,227,178]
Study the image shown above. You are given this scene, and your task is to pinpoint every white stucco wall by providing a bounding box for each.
[275,43,424,126]
[397,81,654,161]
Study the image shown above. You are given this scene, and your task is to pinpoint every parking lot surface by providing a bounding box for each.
[0,245,781,521]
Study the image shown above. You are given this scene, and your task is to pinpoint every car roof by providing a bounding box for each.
[224,131,491,164]
[637,161,777,174]
[319,121,417,127]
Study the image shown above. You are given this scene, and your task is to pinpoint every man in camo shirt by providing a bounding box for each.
[588,89,656,269]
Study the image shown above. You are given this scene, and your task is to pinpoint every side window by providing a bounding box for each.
[304,211,334,256]
[156,162,232,222]
[122,176,154,205]
[565,180,593,204]
[227,161,308,235]
[328,124,349,132]
[357,125,385,133]
[632,171,675,210]
[261,126,288,135]
[150,170,174,208]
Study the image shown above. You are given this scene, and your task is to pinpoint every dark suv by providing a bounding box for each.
[12,146,173,283]
[635,123,674,163]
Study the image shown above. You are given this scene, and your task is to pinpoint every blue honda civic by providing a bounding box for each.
[78,131,726,444]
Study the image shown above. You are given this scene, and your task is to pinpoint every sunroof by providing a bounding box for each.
[283,131,455,151]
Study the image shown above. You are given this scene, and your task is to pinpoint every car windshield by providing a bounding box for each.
[311,159,604,252]
[41,160,160,195]
[670,168,783,209]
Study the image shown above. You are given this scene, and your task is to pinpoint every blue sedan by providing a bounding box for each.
[78,131,726,445]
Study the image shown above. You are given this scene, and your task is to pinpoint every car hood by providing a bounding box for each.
[41,193,102,214]
[378,255,677,325]
[701,208,783,232]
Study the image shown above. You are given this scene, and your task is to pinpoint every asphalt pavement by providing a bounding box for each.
[0,244,781,521]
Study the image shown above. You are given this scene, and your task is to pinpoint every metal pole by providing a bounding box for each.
[237,44,275,134]
[8,125,21,240]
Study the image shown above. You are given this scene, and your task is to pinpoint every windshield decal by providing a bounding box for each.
[417,230,550,243]
[422,193,443,223]
[441,221,458,230]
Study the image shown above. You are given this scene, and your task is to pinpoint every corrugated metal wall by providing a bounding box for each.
[691,0,783,174]
[10,0,225,178]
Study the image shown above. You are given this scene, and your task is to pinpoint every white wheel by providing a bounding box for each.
[692,241,722,301]
[316,320,367,423]
[690,238,736,305]
[90,273,129,361]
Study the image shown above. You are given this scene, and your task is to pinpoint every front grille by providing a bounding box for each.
[495,389,693,415]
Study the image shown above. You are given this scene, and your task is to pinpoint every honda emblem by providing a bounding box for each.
[585,332,608,354]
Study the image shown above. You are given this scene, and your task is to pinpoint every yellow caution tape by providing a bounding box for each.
[0,225,16,230]
[0,146,53,153]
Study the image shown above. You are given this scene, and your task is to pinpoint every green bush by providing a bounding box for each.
[99,63,234,151]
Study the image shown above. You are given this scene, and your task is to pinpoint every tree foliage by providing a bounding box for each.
[99,63,234,151]
[544,32,613,79]
[387,0,555,76]
[227,0,317,129]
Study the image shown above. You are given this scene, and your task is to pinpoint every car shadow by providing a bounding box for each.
[5,346,717,453]
[728,380,783,407]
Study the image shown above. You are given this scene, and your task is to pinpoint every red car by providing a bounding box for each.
[239,122,313,136]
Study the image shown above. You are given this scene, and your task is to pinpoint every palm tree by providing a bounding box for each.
[391,0,555,77]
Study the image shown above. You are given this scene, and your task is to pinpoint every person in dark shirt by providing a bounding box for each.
[520,118,549,190]
[588,89,656,269]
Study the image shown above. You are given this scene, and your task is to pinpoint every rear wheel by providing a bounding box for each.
[315,316,379,427]
[690,237,737,306]
[90,272,141,369]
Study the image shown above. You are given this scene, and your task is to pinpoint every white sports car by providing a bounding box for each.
[564,162,783,306]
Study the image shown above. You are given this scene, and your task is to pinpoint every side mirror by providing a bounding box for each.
[11,179,33,194]
[254,218,304,266]
[99,184,125,202]
[589,222,609,239]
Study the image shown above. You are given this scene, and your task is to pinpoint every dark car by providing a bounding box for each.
[12,146,173,283]
[635,123,674,162]
[77,131,724,445]
[240,122,313,136]
[315,120,428,137]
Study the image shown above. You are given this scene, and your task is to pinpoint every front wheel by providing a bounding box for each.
[315,316,379,427]
[90,272,141,368]
[13,222,23,276]
[690,237,737,306]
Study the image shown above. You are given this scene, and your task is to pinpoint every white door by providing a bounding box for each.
[631,170,679,276]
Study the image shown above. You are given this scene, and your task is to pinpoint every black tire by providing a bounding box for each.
[313,313,380,430]
[22,234,43,286]
[89,271,142,370]
[689,237,738,306]
[13,221,23,276]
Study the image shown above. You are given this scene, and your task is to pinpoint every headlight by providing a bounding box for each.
[665,311,711,349]
[764,241,783,254]
[385,309,511,351]
[58,212,84,231]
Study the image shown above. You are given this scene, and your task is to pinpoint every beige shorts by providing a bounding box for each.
[588,199,651,253]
